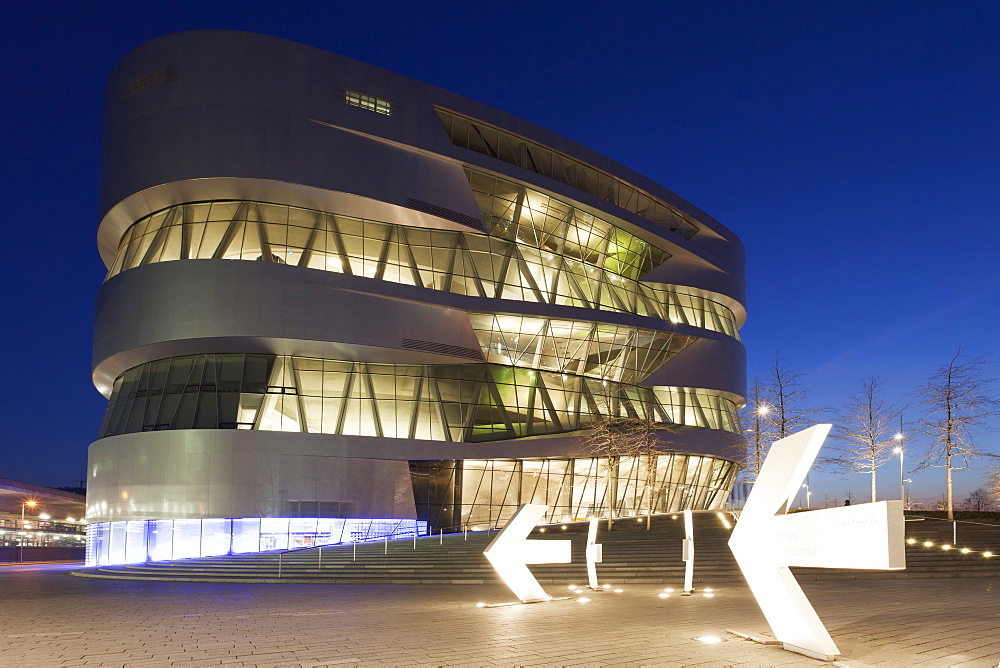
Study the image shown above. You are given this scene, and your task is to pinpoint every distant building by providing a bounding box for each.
[0,478,86,555]
[87,31,747,565]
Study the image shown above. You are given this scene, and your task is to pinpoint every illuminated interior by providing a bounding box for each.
[84,518,425,567]
[98,353,741,441]
[104,199,740,339]
[412,454,736,531]
[437,108,701,240]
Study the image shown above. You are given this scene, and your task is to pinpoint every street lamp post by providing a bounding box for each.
[753,404,770,478]
[893,431,904,505]
[801,483,811,509]
[20,500,37,563]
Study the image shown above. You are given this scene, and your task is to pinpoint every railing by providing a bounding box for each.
[273,527,485,578]
[904,514,1000,545]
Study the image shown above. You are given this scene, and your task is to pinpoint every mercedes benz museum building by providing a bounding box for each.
[86,31,747,566]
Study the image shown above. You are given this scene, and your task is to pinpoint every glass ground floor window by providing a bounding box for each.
[84,517,427,567]
[410,453,736,531]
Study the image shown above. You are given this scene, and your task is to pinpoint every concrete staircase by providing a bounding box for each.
[70,513,1000,585]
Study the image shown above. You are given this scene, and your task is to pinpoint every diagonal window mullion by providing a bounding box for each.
[396,226,425,288]
[440,235,458,293]
[335,365,357,434]
[534,375,563,432]
[372,226,394,281]
[511,246,546,303]
[407,373,425,439]
[139,206,178,266]
[254,203,273,262]
[327,215,354,275]
[360,364,383,438]
[211,201,249,259]
[426,375,453,442]
[296,211,324,268]
[493,244,514,300]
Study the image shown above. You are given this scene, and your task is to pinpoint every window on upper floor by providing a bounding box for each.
[344,88,392,115]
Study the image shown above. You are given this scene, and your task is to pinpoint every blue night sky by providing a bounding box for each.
[2,1,997,505]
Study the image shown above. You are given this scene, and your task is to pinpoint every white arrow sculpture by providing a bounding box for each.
[585,517,603,589]
[728,424,905,660]
[681,508,695,595]
[483,504,571,602]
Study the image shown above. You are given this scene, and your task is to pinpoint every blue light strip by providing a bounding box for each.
[85,517,427,567]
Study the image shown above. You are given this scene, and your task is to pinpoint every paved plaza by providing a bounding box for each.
[1,563,999,667]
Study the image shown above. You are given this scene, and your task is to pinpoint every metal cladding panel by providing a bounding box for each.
[86,431,418,523]
[640,337,748,399]
[93,260,482,391]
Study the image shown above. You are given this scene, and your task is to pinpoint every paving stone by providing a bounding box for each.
[3,564,1000,666]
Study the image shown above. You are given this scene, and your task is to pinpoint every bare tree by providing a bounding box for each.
[738,356,820,495]
[917,348,998,520]
[764,354,816,439]
[740,378,777,484]
[831,377,900,502]
[583,404,671,531]
[964,488,992,512]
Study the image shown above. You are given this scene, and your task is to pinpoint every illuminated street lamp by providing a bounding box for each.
[801,483,811,509]
[20,500,37,563]
[748,404,772,487]
[21,500,36,524]
[893,432,904,504]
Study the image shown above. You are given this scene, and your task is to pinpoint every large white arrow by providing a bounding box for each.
[585,517,603,589]
[728,424,905,660]
[483,504,571,602]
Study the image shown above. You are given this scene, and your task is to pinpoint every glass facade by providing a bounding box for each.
[103,199,740,339]
[98,353,741,441]
[469,313,694,385]
[437,108,700,240]
[411,453,736,531]
[84,517,427,567]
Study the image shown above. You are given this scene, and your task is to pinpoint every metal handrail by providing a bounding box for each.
[274,530,428,578]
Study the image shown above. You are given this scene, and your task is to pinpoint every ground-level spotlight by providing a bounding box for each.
[906,538,917,544]
[602,584,611,589]
[923,541,933,547]
[985,552,994,558]
[577,597,591,603]
[961,548,971,554]
[695,636,723,644]
[658,592,670,599]
[703,593,716,598]
[942,544,952,550]
[663,587,674,592]
[613,588,623,593]
[703,588,714,592]
[476,602,487,608]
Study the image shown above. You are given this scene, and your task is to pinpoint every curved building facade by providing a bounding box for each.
[86,31,747,565]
